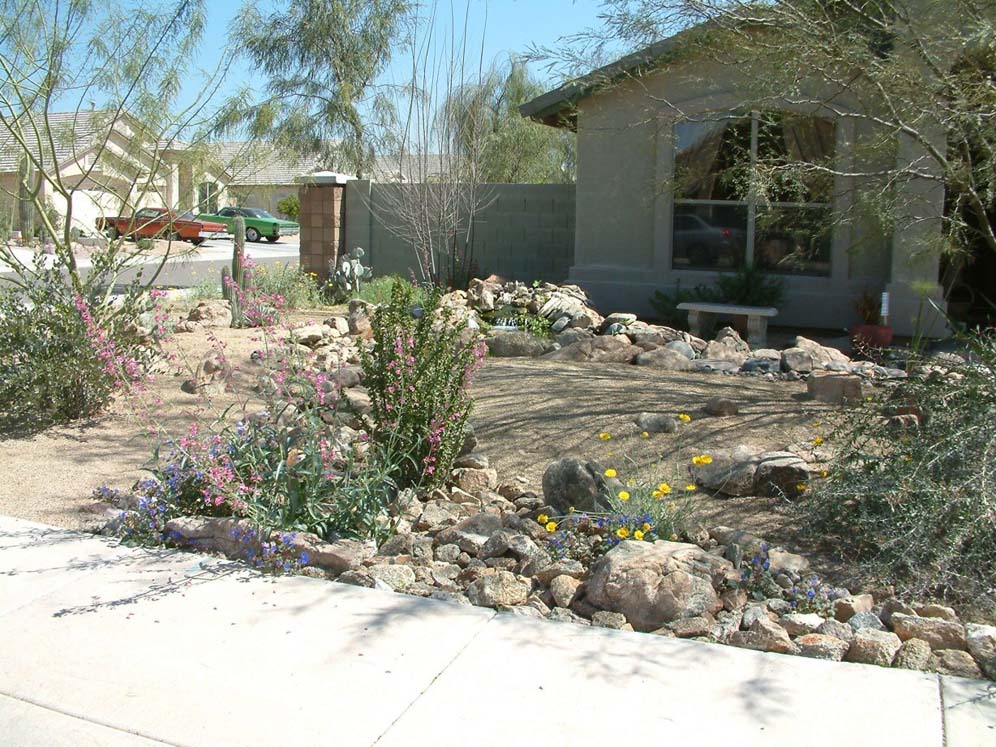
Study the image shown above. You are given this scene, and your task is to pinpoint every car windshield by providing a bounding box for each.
[244,209,276,219]
[178,211,196,220]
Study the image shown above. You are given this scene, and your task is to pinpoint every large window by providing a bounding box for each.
[672,112,835,275]
[197,181,220,214]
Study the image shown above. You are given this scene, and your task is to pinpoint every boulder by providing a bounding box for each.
[966,623,996,679]
[818,618,855,643]
[891,613,967,650]
[485,331,548,358]
[849,611,887,632]
[894,638,933,670]
[780,613,825,636]
[542,458,613,514]
[187,299,232,327]
[704,397,739,417]
[807,374,864,404]
[544,335,641,364]
[796,634,850,661]
[834,594,875,622]
[434,513,504,555]
[591,611,633,630]
[794,336,850,368]
[633,348,696,371]
[914,603,958,621]
[549,575,582,608]
[929,650,983,679]
[729,618,799,654]
[627,326,684,347]
[667,614,715,638]
[845,629,902,667]
[664,340,697,359]
[600,312,637,331]
[451,467,499,494]
[635,413,678,434]
[704,340,749,365]
[781,347,814,373]
[555,328,595,347]
[466,571,530,608]
[585,540,732,632]
[691,447,759,497]
[368,563,416,591]
[754,452,810,498]
[289,323,329,347]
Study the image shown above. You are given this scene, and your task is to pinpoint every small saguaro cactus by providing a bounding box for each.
[222,215,248,327]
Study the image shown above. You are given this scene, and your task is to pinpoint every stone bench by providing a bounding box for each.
[676,302,778,347]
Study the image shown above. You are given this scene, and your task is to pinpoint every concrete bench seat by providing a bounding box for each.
[676,302,778,347]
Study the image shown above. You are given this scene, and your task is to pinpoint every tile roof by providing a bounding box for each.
[0,109,112,172]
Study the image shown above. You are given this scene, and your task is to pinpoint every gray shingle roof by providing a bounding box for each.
[0,109,113,172]
[213,141,324,186]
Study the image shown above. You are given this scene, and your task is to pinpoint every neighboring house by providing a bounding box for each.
[0,110,230,236]
[520,37,949,336]
[215,141,323,218]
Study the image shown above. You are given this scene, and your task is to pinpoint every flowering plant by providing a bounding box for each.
[362,279,486,489]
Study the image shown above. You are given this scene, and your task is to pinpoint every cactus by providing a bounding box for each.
[222,215,247,327]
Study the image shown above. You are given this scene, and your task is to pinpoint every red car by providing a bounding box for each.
[96,207,227,245]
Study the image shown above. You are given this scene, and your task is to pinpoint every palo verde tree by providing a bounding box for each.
[221,0,412,178]
[539,0,996,271]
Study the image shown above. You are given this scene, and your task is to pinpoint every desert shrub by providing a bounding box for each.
[353,275,429,307]
[276,194,300,221]
[481,305,553,339]
[117,360,405,543]
[187,279,222,303]
[805,330,996,612]
[0,268,159,433]
[249,262,323,310]
[362,279,486,489]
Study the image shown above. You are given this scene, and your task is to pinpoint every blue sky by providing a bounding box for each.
[186,0,609,111]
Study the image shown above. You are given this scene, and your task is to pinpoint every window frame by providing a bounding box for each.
[672,111,834,276]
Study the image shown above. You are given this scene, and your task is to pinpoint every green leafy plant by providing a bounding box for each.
[250,262,324,310]
[804,328,996,614]
[276,194,300,221]
[352,276,430,307]
[362,279,487,489]
[650,266,785,329]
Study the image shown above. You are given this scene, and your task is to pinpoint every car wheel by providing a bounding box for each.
[266,236,279,243]
[190,237,205,246]
[246,227,260,242]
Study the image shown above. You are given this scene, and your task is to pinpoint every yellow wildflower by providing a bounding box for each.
[813,436,824,446]
[634,530,645,541]
[618,490,630,501]
[616,527,630,539]
[670,533,678,541]
[546,521,558,532]
[640,431,650,438]
[684,484,696,492]
[568,506,576,513]
[796,483,808,493]
[642,523,652,532]
[652,490,662,499]
[820,469,829,478]
[678,413,691,423]
[537,514,549,525]
[657,482,672,494]
[692,455,713,466]
[811,421,822,428]
[598,432,611,440]
[604,468,617,478]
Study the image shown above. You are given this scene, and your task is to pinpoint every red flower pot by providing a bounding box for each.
[849,323,893,349]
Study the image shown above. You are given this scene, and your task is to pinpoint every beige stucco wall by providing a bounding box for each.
[568,58,946,335]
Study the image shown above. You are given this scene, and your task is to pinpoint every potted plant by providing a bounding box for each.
[850,290,893,349]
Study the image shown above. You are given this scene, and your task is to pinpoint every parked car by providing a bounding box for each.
[197,206,300,243]
[96,208,227,246]
[673,212,747,267]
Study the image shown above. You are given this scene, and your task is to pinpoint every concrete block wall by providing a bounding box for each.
[342,181,575,284]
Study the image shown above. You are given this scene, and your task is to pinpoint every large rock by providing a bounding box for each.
[542,458,613,514]
[585,540,732,632]
[549,575,582,608]
[704,336,749,365]
[807,374,864,404]
[754,452,810,498]
[485,331,547,357]
[929,650,983,678]
[690,447,759,497]
[781,347,814,373]
[729,618,799,654]
[891,613,967,650]
[289,323,329,347]
[834,594,875,622]
[846,629,902,667]
[368,563,416,591]
[633,348,696,371]
[664,340,697,359]
[451,467,499,494]
[794,336,850,368]
[545,335,641,364]
[780,612,825,636]
[466,570,530,608]
[187,299,232,328]
[635,413,678,434]
[796,633,850,661]
[966,623,996,679]
[704,397,739,417]
[894,638,933,670]
[434,513,504,555]
[627,326,684,347]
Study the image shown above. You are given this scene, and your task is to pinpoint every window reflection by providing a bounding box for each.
[672,204,747,270]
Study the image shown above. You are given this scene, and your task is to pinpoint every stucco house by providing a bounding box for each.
[0,110,230,238]
[520,33,952,336]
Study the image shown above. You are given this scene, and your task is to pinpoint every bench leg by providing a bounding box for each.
[746,316,768,348]
[686,310,704,339]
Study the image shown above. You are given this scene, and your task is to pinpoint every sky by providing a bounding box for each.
[183,0,611,114]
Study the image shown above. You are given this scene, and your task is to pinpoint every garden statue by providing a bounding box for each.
[330,246,372,301]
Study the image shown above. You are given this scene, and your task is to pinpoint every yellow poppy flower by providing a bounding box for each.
[546,521,558,532]
[820,469,829,478]
[684,484,696,492]
[670,533,678,541]
[652,490,663,499]
[678,413,691,423]
[692,455,713,466]
[642,523,652,532]
[640,431,650,438]
[796,483,808,492]
[604,468,617,478]
[657,482,672,494]
[618,490,630,501]
[616,527,630,539]
[813,436,824,446]
[537,514,549,524]
[598,432,611,440]
[634,530,645,541]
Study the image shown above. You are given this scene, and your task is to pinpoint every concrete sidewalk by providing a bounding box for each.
[0,516,992,746]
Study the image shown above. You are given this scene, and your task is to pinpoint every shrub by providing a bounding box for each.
[362,279,486,489]
[804,330,996,613]
[352,275,429,307]
[649,265,785,328]
[276,194,300,221]
[249,262,323,310]
[0,268,160,433]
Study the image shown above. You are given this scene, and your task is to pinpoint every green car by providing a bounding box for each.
[197,207,300,243]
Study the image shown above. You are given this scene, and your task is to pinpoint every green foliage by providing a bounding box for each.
[251,262,323,309]
[276,194,300,221]
[361,280,486,489]
[649,266,785,328]
[482,306,553,339]
[0,267,157,434]
[449,60,576,183]
[804,330,996,613]
[353,275,429,307]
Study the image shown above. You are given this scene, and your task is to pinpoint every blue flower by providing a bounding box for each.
[299,552,310,564]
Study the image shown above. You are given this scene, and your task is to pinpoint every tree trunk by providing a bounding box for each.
[16,155,33,239]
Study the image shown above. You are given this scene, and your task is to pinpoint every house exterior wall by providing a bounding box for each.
[568,60,946,336]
